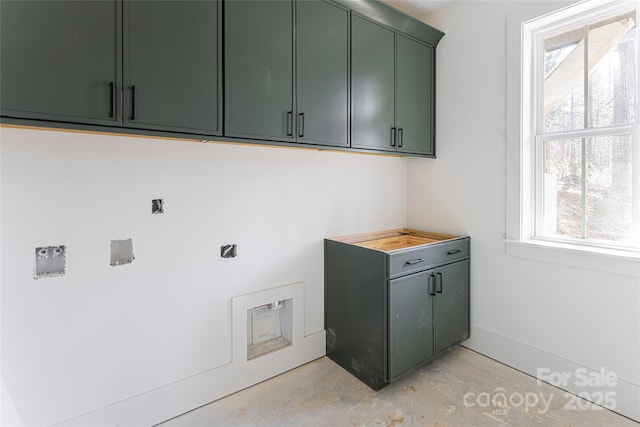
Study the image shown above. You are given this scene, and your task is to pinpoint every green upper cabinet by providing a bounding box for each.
[0,0,120,125]
[124,1,222,136]
[351,14,396,152]
[296,1,349,147]
[1,0,443,157]
[225,0,294,141]
[396,34,434,156]
[0,0,222,136]
[226,0,349,147]
[351,13,437,156]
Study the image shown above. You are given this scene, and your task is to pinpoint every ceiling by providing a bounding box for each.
[381,0,454,19]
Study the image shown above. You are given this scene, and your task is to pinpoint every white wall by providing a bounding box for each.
[409,1,640,421]
[0,127,407,426]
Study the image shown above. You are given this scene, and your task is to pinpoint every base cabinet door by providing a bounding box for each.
[435,260,470,354]
[124,0,221,135]
[0,0,120,125]
[389,270,435,381]
[225,0,293,141]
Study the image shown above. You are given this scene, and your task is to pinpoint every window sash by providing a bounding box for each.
[533,126,640,251]
[529,2,640,252]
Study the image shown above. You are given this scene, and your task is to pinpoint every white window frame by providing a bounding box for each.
[505,0,640,277]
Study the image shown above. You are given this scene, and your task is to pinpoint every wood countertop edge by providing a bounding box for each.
[327,229,467,245]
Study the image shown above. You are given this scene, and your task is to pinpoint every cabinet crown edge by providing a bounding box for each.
[334,0,445,47]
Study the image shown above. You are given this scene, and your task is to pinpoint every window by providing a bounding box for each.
[532,3,639,251]
[506,0,640,274]
[507,0,640,258]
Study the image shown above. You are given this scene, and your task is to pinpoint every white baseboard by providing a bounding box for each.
[49,324,640,425]
[463,325,640,422]
[54,330,326,427]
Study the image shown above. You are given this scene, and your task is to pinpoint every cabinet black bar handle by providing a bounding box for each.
[437,272,443,294]
[298,112,304,138]
[109,82,115,118]
[446,249,462,255]
[398,128,403,148]
[286,111,293,136]
[429,274,436,296]
[391,127,397,147]
[405,258,423,265]
[130,85,136,120]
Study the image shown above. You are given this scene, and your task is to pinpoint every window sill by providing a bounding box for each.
[505,239,640,277]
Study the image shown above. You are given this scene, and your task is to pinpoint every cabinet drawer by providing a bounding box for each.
[389,238,469,278]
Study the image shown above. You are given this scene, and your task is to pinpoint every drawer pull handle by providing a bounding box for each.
[446,249,462,255]
[405,258,424,265]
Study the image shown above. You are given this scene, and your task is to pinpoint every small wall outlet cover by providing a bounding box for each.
[34,245,66,279]
[110,239,134,266]
[152,199,164,214]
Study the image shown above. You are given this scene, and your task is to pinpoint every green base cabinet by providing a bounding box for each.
[325,229,470,389]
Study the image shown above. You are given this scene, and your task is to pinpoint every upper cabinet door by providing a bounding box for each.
[296,1,349,147]
[0,0,120,125]
[225,0,294,141]
[125,1,222,135]
[396,34,434,156]
[351,14,395,151]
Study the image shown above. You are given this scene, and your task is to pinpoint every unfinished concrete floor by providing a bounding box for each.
[158,346,638,426]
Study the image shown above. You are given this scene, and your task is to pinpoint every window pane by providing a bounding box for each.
[544,31,585,132]
[585,134,633,242]
[589,13,638,127]
[542,139,583,238]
